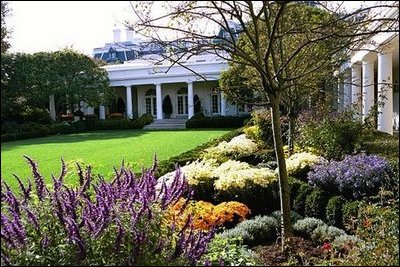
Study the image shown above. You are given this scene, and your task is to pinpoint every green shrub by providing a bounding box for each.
[292,182,313,215]
[220,215,278,246]
[270,210,303,224]
[293,217,326,238]
[21,107,52,124]
[305,188,327,219]
[250,108,288,146]
[338,202,399,266]
[186,115,249,128]
[215,180,280,215]
[311,225,346,242]
[341,200,361,233]
[297,110,363,160]
[200,236,259,266]
[326,196,345,228]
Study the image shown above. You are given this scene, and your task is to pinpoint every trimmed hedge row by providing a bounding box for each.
[1,114,154,142]
[289,178,361,230]
[186,115,250,129]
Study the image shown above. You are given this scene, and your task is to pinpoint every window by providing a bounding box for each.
[145,89,157,116]
[177,87,188,115]
[211,94,220,114]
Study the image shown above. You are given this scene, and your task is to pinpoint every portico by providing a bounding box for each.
[100,54,236,120]
[336,36,399,135]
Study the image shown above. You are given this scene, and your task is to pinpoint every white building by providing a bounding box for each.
[93,24,250,122]
[89,3,398,134]
[336,2,399,135]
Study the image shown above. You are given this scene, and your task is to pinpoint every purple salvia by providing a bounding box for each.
[71,236,86,260]
[77,162,84,186]
[58,158,67,183]
[23,155,46,201]
[23,206,39,231]
[1,180,11,192]
[151,154,158,173]
[40,234,50,249]
[12,173,31,204]
[52,191,65,226]
[4,190,20,216]
[115,218,125,252]
[10,212,26,246]
[51,174,62,192]
[1,217,18,248]
[1,253,11,266]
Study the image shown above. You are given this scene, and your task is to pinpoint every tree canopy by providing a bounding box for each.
[1,49,112,121]
[1,1,11,53]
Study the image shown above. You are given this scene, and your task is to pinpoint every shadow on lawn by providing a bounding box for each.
[0,128,233,152]
[0,129,152,152]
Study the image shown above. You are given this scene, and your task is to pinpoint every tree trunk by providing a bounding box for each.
[270,95,292,250]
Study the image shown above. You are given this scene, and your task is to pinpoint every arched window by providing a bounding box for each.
[177,87,188,115]
[145,89,157,116]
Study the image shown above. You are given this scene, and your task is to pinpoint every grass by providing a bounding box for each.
[1,129,232,190]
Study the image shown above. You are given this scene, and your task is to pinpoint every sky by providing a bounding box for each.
[6,1,367,56]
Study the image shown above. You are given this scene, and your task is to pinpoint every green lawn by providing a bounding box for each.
[1,129,231,190]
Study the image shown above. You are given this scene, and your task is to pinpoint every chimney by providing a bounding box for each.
[113,27,121,43]
[126,28,134,42]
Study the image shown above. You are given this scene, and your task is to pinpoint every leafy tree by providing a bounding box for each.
[1,1,11,53]
[162,95,173,117]
[129,1,399,248]
[1,49,113,122]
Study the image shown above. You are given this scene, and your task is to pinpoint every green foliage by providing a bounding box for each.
[220,215,279,246]
[1,122,50,141]
[326,196,346,228]
[341,200,361,233]
[293,217,326,238]
[251,108,274,146]
[305,188,327,219]
[270,210,303,225]
[1,49,112,123]
[200,236,259,266]
[297,110,363,160]
[20,107,53,124]
[1,1,11,53]
[1,115,154,142]
[311,225,346,242]
[292,182,313,215]
[215,180,280,215]
[334,202,399,266]
[162,95,173,115]
[186,115,249,128]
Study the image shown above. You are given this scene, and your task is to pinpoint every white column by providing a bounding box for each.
[377,49,393,135]
[351,63,362,118]
[221,92,227,116]
[337,78,344,111]
[99,105,106,120]
[362,57,375,122]
[187,81,194,119]
[155,83,163,120]
[343,69,352,109]
[126,85,133,119]
[49,95,56,121]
